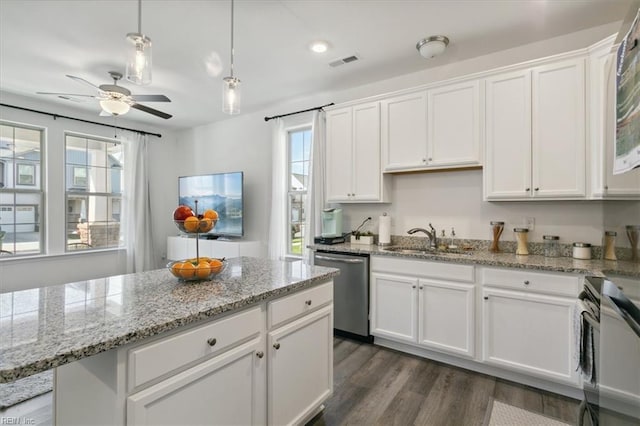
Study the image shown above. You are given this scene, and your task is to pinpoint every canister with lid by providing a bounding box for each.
[543,235,560,257]
[490,221,504,252]
[572,243,592,260]
[603,231,617,261]
[514,228,529,255]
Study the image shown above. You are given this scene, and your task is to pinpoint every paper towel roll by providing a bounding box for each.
[379,214,391,245]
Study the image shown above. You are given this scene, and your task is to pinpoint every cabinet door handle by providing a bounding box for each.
[305,300,312,306]
[428,157,432,161]
[525,188,531,192]
[207,338,217,347]
[524,280,530,285]
[273,343,281,350]
[534,188,539,191]
[412,285,416,289]
[256,351,264,359]
[604,185,609,190]
[419,286,423,290]
[484,296,489,300]
[422,158,427,163]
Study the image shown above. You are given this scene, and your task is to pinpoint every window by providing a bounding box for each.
[0,123,44,256]
[16,163,35,185]
[65,134,124,251]
[287,127,312,256]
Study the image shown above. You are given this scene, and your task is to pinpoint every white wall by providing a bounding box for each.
[0,92,176,291]
[149,21,639,255]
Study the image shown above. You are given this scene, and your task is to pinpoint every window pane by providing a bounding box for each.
[0,123,44,256]
[290,132,304,162]
[65,134,123,252]
[289,193,306,255]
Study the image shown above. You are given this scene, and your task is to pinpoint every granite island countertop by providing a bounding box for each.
[0,257,339,383]
[309,243,640,279]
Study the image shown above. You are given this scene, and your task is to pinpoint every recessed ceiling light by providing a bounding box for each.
[310,41,329,54]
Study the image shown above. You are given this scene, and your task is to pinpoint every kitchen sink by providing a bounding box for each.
[380,246,472,256]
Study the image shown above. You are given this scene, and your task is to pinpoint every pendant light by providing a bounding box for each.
[126,0,152,85]
[222,0,241,114]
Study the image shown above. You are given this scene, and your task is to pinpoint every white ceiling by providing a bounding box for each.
[0,0,633,130]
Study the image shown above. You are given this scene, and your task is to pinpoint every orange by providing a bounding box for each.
[171,261,184,277]
[199,218,213,232]
[183,216,199,232]
[196,261,211,279]
[209,259,223,274]
[203,209,219,220]
[178,262,196,279]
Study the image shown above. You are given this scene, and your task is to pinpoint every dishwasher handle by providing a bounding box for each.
[314,254,366,264]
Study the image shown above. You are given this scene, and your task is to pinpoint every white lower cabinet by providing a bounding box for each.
[127,338,266,426]
[268,305,333,426]
[481,287,578,385]
[370,257,475,358]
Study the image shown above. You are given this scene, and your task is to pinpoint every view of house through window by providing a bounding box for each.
[287,127,312,255]
[0,123,44,256]
[65,134,124,251]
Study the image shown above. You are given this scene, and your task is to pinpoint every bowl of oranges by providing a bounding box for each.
[168,257,225,281]
[173,205,219,234]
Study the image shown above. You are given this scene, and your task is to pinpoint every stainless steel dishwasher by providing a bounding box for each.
[313,250,372,342]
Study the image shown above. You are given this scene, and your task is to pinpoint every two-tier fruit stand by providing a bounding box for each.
[168,200,224,281]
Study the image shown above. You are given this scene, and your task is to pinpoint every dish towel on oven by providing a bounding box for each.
[573,296,597,384]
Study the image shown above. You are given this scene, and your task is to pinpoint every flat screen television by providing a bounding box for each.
[178,171,244,237]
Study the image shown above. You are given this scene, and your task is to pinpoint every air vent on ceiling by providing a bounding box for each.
[329,54,360,67]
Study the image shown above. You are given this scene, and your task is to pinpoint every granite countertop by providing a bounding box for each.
[310,243,640,278]
[0,257,339,383]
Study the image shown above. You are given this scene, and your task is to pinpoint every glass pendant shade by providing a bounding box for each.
[100,99,131,116]
[222,76,241,115]
[125,33,152,85]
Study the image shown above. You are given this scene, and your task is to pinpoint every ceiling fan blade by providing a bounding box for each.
[66,74,101,91]
[131,103,172,119]
[37,92,97,98]
[131,94,171,102]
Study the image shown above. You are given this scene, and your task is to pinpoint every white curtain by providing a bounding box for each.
[303,111,326,263]
[122,132,155,272]
[267,118,287,260]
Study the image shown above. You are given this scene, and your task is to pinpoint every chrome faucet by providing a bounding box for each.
[407,223,437,250]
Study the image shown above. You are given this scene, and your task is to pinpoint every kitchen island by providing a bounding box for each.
[1,257,339,425]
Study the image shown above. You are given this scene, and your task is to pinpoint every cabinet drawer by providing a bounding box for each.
[372,256,474,283]
[128,306,262,391]
[481,267,580,297]
[268,281,333,329]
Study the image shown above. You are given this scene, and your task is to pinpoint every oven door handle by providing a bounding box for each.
[605,295,640,339]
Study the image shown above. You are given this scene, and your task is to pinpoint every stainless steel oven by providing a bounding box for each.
[579,276,640,426]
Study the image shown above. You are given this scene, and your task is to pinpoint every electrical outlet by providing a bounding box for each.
[524,217,535,231]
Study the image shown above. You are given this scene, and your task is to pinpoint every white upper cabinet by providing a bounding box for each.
[485,57,587,200]
[588,37,640,199]
[326,102,388,203]
[484,70,532,199]
[532,58,586,198]
[381,82,481,172]
[427,80,482,168]
[381,91,428,171]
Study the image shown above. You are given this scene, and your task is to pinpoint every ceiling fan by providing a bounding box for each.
[37,71,172,119]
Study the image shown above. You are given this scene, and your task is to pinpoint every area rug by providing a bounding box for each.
[0,370,53,410]
[485,399,571,426]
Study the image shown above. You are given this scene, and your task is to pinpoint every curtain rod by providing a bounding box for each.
[0,103,162,138]
[264,102,334,122]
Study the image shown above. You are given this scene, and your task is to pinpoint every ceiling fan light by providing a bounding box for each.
[100,99,131,116]
[222,76,241,115]
[416,35,449,59]
[126,33,152,85]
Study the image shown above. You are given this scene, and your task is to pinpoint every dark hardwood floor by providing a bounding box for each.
[0,336,579,426]
[307,336,579,426]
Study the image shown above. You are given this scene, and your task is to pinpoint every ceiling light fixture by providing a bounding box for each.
[126,0,152,85]
[416,35,449,59]
[222,0,241,115]
[99,99,131,116]
[310,41,329,53]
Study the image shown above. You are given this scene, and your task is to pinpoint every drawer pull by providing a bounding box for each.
[524,280,530,285]
[256,351,264,359]
[305,300,312,306]
[207,338,217,347]
[273,343,281,350]
[484,296,489,300]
